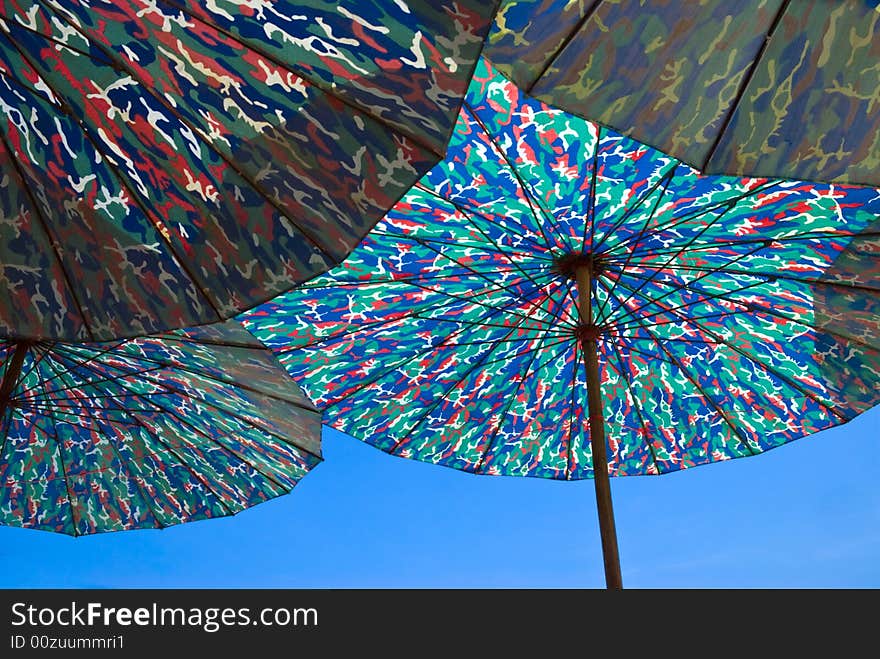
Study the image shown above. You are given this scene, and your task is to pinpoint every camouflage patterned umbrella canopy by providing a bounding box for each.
[0,320,322,535]
[0,0,498,341]
[242,58,880,588]
[485,0,880,187]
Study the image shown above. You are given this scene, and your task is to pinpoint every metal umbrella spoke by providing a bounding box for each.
[386,306,573,455]
[462,102,572,249]
[320,285,573,410]
[589,162,678,255]
[473,333,575,474]
[32,354,167,530]
[600,180,781,258]
[412,182,554,255]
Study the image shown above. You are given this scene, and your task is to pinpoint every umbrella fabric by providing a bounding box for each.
[484,0,880,187]
[242,57,880,481]
[0,0,498,341]
[0,320,322,535]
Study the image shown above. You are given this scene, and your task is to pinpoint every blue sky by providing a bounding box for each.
[2,404,878,589]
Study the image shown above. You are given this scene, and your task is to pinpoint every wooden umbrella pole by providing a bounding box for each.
[0,341,30,414]
[575,263,623,590]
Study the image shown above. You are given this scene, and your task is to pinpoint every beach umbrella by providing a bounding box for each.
[484,0,880,186]
[241,58,880,588]
[0,0,498,341]
[0,320,322,535]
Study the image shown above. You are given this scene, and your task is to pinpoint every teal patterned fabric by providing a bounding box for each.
[0,321,322,535]
[243,58,880,480]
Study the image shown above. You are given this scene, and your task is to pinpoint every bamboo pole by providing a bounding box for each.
[575,263,623,590]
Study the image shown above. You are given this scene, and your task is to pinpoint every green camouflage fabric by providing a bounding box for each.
[0,0,499,341]
[485,0,880,186]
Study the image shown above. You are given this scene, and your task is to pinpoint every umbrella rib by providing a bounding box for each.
[606,336,664,472]
[36,1,338,265]
[0,406,16,483]
[293,265,551,291]
[609,271,761,333]
[462,102,569,249]
[326,334,574,415]
[14,342,54,396]
[473,330,573,474]
[399,245,573,329]
[23,400,161,413]
[612,278,849,422]
[131,399,301,495]
[608,267,767,328]
[1,16,116,65]
[603,292,758,457]
[701,0,793,170]
[34,348,167,530]
[523,0,605,94]
[609,229,880,260]
[141,335,261,350]
[406,234,556,309]
[321,282,568,410]
[387,307,566,455]
[44,351,304,497]
[122,413,237,517]
[583,125,602,253]
[136,388,323,471]
[0,28,226,323]
[52,343,319,413]
[25,365,167,403]
[266,296,544,358]
[157,0,447,159]
[273,312,571,357]
[415,332,573,351]
[269,270,567,358]
[638,282,880,356]
[21,407,299,509]
[656,263,880,295]
[606,242,766,327]
[618,335,723,345]
[0,128,94,340]
[412,182,554,255]
[614,308,751,334]
[0,65,64,109]
[449,200,565,287]
[558,275,582,329]
[614,339,680,368]
[31,348,82,535]
[25,367,246,514]
[684,311,850,422]
[602,181,780,257]
[368,230,549,266]
[590,162,678,255]
[594,170,675,319]
[633,318,757,457]
[47,346,323,463]
[599,201,744,318]
[16,340,128,398]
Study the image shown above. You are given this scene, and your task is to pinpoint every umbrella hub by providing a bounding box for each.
[552,252,608,280]
[575,323,604,342]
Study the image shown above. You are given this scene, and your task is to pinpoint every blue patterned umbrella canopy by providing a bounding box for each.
[243,58,880,587]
